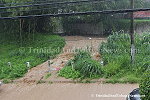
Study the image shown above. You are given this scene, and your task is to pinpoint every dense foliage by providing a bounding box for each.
[74,58,102,78]
[58,66,81,79]
[0,34,65,79]
[0,0,150,82]
[140,70,150,100]
[59,51,102,79]
[99,33,150,83]
[0,0,147,36]
[59,33,149,82]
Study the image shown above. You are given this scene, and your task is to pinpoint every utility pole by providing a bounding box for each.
[130,0,135,64]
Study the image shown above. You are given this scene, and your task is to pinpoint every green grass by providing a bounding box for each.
[59,51,103,80]
[105,74,141,84]
[135,19,150,22]
[0,33,65,80]
[100,33,150,83]
[57,33,149,84]
[2,79,12,84]
[113,19,150,32]
[74,58,102,78]
[140,71,150,100]
[120,19,150,22]
[36,80,46,84]
[58,66,81,79]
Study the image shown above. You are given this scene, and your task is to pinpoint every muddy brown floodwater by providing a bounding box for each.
[0,36,139,100]
[0,83,138,100]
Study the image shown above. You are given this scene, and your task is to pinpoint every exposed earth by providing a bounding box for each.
[0,36,139,100]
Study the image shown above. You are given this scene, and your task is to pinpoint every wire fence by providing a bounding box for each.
[0,0,150,36]
[0,0,149,81]
[0,1,149,35]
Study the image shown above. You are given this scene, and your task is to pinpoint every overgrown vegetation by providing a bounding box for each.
[74,58,102,78]
[58,66,81,79]
[140,70,150,100]
[100,33,150,83]
[59,33,149,84]
[0,33,65,80]
[0,0,150,85]
[59,51,102,79]
[0,0,146,36]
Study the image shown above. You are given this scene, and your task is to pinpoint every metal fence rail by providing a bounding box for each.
[0,8,150,19]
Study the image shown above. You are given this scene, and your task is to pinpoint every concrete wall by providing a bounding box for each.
[67,23,104,35]
[54,21,150,35]
[135,23,150,34]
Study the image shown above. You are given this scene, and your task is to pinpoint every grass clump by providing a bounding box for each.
[74,58,102,78]
[44,73,51,79]
[73,50,91,61]
[58,66,81,79]
[105,74,141,84]
[66,50,91,66]
[37,80,46,84]
[2,79,12,84]
[59,51,102,80]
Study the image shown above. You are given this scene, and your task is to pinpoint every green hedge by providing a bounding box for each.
[140,71,150,100]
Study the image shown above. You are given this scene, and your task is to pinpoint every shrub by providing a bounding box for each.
[60,51,102,79]
[140,71,150,100]
[74,58,102,78]
[102,62,121,77]
[58,66,81,79]
[67,50,91,66]
[100,33,131,63]
[102,54,131,77]
[73,50,91,62]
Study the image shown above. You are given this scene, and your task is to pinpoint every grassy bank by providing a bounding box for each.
[100,33,150,83]
[0,33,65,80]
[58,33,150,84]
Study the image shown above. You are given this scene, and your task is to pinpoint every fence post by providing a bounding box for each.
[71,61,74,70]
[26,62,30,71]
[8,62,12,67]
[48,60,51,72]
